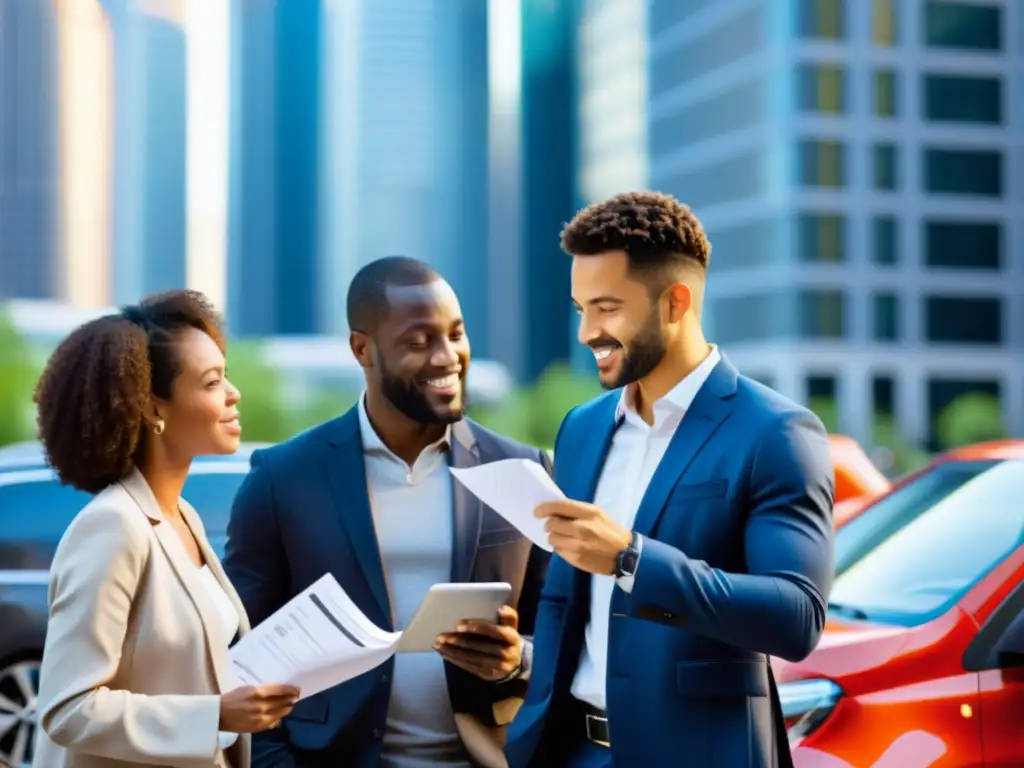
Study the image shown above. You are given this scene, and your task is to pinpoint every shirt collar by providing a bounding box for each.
[357,392,452,461]
[616,344,722,423]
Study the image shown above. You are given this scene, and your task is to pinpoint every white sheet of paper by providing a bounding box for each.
[228,573,401,699]
[229,574,523,697]
[450,459,563,551]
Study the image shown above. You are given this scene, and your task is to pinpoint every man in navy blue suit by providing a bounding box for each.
[224,256,551,767]
[504,192,836,768]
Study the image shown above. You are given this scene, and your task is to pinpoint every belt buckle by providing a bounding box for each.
[585,713,610,748]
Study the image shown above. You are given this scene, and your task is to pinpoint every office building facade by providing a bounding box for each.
[227,0,321,336]
[572,0,650,374]
[0,0,59,301]
[647,0,1024,446]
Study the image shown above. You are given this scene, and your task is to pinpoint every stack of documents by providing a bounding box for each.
[229,574,511,699]
[229,575,402,699]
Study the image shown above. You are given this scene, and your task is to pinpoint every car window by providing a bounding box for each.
[0,469,246,567]
[830,459,1024,626]
[835,460,997,573]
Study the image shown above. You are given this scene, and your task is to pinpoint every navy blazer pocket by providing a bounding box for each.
[668,478,729,502]
[676,660,769,698]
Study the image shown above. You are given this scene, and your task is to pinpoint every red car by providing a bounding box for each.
[828,434,890,518]
[775,440,1024,767]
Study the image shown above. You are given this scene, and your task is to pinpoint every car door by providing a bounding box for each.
[961,556,1024,766]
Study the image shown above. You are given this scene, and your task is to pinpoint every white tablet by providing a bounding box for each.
[397,582,512,653]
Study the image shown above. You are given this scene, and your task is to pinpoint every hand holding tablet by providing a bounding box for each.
[396,582,512,653]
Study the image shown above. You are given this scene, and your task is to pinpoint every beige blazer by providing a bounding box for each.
[32,469,252,768]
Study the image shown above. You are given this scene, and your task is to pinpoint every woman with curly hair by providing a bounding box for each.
[31,289,299,768]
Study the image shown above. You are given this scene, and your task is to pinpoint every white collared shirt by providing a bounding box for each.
[569,346,722,711]
[356,396,471,767]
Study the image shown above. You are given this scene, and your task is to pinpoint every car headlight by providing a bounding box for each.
[777,678,842,743]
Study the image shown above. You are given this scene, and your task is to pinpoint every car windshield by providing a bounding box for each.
[0,469,247,567]
[829,459,1024,627]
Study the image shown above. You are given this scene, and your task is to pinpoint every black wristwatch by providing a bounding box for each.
[614,532,640,579]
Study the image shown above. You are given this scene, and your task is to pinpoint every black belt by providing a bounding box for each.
[569,697,610,748]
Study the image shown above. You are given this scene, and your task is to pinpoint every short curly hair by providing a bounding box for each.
[34,289,225,494]
[561,191,711,280]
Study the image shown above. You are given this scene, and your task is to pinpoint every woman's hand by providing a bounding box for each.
[218,684,300,733]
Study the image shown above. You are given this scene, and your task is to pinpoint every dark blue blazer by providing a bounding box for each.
[223,406,551,768]
[505,356,835,768]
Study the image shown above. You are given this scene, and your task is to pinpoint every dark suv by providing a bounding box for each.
[0,444,263,767]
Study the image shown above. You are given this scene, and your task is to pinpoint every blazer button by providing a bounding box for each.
[380,672,390,684]
[373,727,384,739]
[662,611,676,620]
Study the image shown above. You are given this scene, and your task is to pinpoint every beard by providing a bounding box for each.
[595,306,667,390]
[379,363,465,425]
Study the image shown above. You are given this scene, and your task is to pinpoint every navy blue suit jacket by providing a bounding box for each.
[505,356,835,768]
[223,406,551,768]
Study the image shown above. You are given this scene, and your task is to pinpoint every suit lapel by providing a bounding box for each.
[631,357,739,538]
[183,499,252,637]
[325,407,392,627]
[567,395,621,504]
[449,420,483,584]
[119,470,234,692]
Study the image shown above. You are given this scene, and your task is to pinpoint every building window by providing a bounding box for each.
[798,140,845,188]
[796,64,846,114]
[925,296,1003,344]
[873,144,898,190]
[924,221,1001,269]
[924,148,1002,197]
[872,375,896,416]
[923,74,1002,124]
[872,293,900,341]
[873,70,898,117]
[798,213,846,262]
[807,375,837,400]
[924,1,1001,51]
[799,290,846,338]
[872,0,898,45]
[806,374,839,429]
[710,293,787,344]
[797,0,845,40]
[872,216,899,265]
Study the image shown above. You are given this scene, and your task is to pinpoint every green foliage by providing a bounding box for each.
[227,341,359,443]
[871,413,931,477]
[226,341,295,443]
[472,362,603,449]
[291,388,360,435]
[0,311,39,446]
[937,392,1006,449]
[808,396,839,433]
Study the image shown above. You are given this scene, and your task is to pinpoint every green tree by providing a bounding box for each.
[227,341,296,443]
[871,413,931,477]
[937,392,1006,449]
[808,396,839,434]
[291,387,360,434]
[473,362,603,449]
[0,311,37,446]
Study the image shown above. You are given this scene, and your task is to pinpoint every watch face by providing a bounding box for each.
[618,549,638,576]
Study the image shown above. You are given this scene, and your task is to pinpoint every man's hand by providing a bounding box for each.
[434,605,523,682]
[535,499,631,576]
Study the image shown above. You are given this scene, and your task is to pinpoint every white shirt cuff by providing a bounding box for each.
[615,534,642,594]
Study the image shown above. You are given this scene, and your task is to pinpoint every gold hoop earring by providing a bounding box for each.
[154,419,165,436]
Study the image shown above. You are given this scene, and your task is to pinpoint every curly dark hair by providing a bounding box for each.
[560,191,711,278]
[34,289,226,494]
